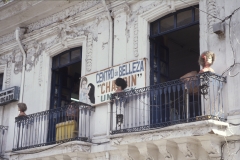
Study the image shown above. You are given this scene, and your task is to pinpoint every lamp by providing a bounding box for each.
[116,114,123,127]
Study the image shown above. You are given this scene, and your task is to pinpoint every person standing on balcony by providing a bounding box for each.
[199,51,215,73]
[17,103,27,117]
[115,78,127,93]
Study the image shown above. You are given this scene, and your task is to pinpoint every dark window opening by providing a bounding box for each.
[150,6,200,125]
[0,73,3,91]
[50,47,82,109]
[150,6,199,37]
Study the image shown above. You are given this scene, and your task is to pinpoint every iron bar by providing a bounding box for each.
[110,72,226,134]
[12,102,93,151]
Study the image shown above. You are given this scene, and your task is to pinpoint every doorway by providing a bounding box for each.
[149,6,200,125]
[50,47,82,109]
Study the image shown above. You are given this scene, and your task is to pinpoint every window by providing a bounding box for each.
[50,47,82,109]
[0,73,3,91]
[149,6,200,125]
[150,6,199,37]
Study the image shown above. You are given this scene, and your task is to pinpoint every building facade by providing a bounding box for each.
[0,0,240,160]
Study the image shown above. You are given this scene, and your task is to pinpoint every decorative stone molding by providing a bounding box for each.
[111,3,130,18]
[127,0,165,57]
[134,1,165,16]
[110,120,228,146]
[117,145,140,160]
[67,152,88,160]
[0,32,15,46]
[10,142,91,160]
[27,0,101,33]
[0,0,37,21]
[4,55,12,88]
[95,13,108,26]
[38,53,43,86]
[197,136,221,159]
[12,49,23,74]
[42,158,56,160]
[136,143,158,160]
[86,33,93,72]
[167,0,176,12]
[25,40,45,72]
[72,145,90,153]
[133,20,138,57]
[109,154,122,160]
[207,0,217,34]
[0,64,6,73]
[175,139,198,160]
[228,109,240,116]
[154,140,178,160]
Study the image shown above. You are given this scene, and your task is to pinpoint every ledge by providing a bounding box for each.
[108,120,229,146]
[8,141,92,160]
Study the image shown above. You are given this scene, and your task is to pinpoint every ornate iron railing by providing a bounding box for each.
[0,125,8,156]
[110,72,227,134]
[12,102,94,151]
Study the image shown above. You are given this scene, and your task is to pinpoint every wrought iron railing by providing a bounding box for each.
[110,72,227,134]
[0,125,8,156]
[12,102,94,151]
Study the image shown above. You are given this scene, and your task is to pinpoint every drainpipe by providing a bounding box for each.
[101,0,113,67]
[15,27,26,103]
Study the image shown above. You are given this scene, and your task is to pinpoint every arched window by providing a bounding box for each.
[50,47,82,109]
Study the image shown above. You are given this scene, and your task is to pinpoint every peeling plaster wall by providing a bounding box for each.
[200,0,240,115]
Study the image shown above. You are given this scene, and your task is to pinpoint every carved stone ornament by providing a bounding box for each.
[177,143,198,159]
[0,52,13,88]
[86,33,93,72]
[27,0,100,33]
[127,0,165,57]
[0,1,38,21]
[197,137,221,159]
[133,20,138,57]
[0,32,15,46]
[207,0,217,34]
[154,140,178,160]
[65,144,91,153]
[111,3,130,18]
[118,145,139,160]
[136,143,158,160]
[25,41,45,72]
[38,54,43,86]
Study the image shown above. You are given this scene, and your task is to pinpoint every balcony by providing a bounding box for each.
[12,102,94,151]
[110,72,227,134]
[0,125,8,156]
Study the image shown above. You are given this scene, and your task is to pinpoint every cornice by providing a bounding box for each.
[0,32,15,46]
[109,120,229,146]
[26,0,101,33]
[0,0,136,46]
[0,0,25,18]
[111,3,130,18]
[10,141,91,160]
